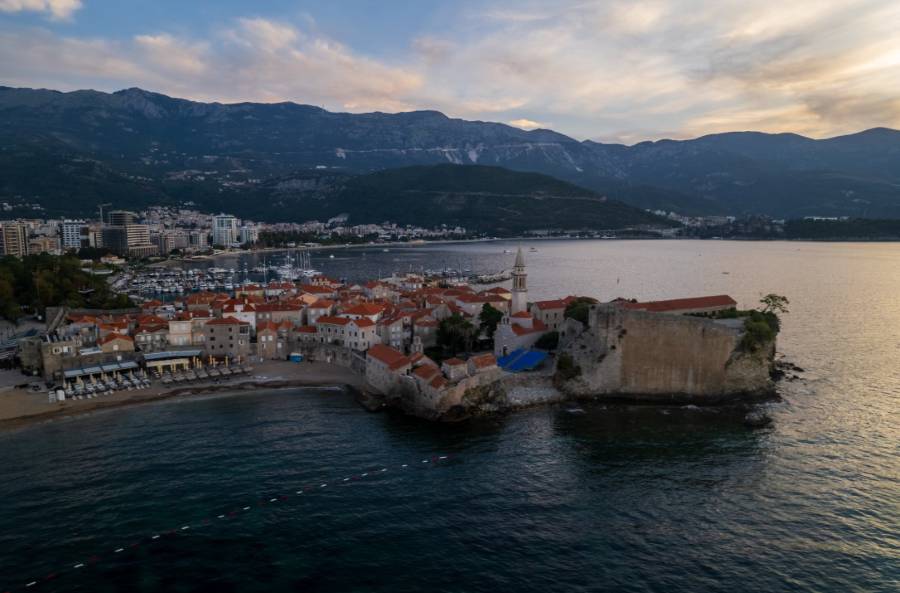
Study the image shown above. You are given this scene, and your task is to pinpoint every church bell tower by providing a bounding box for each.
[511,246,527,314]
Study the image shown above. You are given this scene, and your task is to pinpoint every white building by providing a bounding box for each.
[239,225,259,245]
[61,220,87,250]
[212,214,239,247]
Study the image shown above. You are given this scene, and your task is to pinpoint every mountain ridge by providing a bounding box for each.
[1,85,900,218]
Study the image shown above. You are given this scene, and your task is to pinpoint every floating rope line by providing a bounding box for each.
[3,454,455,592]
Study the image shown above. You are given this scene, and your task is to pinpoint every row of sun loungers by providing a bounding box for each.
[64,373,152,400]
[156,365,253,386]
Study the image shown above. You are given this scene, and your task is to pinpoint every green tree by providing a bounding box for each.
[535,331,559,350]
[760,294,790,315]
[564,296,599,325]
[437,313,476,355]
[478,303,503,339]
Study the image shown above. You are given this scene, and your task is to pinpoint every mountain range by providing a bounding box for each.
[1,85,899,222]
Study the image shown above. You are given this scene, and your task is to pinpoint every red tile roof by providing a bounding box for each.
[342,302,386,316]
[309,299,335,309]
[532,299,568,310]
[469,353,497,369]
[511,311,532,318]
[621,295,737,313]
[100,332,133,345]
[412,364,440,381]
[316,316,351,326]
[443,357,466,366]
[206,317,249,326]
[367,344,410,370]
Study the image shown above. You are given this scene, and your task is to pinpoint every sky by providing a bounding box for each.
[1,0,899,143]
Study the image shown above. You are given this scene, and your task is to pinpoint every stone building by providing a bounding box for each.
[203,317,251,360]
[365,344,411,394]
[510,247,528,314]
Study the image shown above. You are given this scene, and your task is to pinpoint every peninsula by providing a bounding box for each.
[1,247,783,426]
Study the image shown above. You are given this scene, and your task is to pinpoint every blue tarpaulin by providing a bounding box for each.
[498,349,548,372]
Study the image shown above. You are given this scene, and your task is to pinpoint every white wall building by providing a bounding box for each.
[212,214,239,247]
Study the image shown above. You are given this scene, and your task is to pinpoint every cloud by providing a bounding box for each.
[0,0,82,20]
[508,118,548,130]
[0,1,899,141]
[0,19,423,112]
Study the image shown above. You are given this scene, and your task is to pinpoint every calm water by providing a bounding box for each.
[1,240,898,592]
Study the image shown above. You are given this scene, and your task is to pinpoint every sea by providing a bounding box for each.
[0,239,897,592]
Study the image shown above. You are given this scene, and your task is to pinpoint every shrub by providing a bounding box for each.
[556,352,582,381]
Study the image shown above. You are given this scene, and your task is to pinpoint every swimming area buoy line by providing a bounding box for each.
[4,454,456,592]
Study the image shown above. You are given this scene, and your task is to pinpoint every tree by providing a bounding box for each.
[535,331,559,350]
[437,314,476,355]
[760,294,789,315]
[478,303,503,339]
[564,296,599,325]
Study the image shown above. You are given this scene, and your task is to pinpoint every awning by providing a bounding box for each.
[143,350,202,361]
[63,361,138,379]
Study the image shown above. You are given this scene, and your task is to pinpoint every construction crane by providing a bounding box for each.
[97,203,112,224]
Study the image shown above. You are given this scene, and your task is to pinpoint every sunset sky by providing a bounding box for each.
[1,0,899,143]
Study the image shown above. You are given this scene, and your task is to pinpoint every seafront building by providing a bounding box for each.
[212,214,239,247]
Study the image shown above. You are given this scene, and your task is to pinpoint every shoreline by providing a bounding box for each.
[0,361,366,432]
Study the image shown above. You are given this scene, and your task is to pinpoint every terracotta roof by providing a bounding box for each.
[309,299,335,309]
[511,311,532,318]
[316,315,351,326]
[469,353,497,369]
[258,321,279,333]
[412,364,440,381]
[99,332,133,345]
[300,285,335,294]
[367,344,410,370]
[510,319,548,336]
[621,295,737,313]
[456,294,505,304]
[352,318,376,328]
[255,303,302,312]
[532,299,568,310]
[443,357,466,366]
[430,376,448,389]
[342,302,386,316]
[294,325,317,333]
[206,317,248,326]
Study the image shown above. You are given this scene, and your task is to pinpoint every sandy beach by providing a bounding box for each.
[0,361,366,431]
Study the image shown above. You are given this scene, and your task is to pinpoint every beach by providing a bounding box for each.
[0,361,366,430]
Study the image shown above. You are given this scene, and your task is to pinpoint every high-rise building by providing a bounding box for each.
[212,214,239,247]
[0,222,29,257]
[239,225,259,245]
[189,230,208,250]
[107,210,137,226]
[61,219,88,250]
[101,223,154,256]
